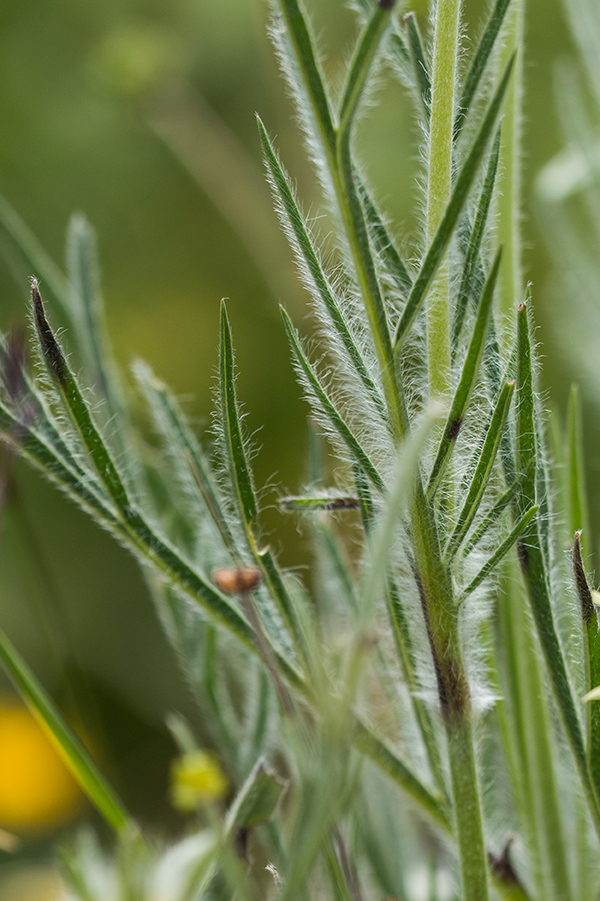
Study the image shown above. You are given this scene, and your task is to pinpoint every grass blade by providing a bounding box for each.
[451,128,502,358]
[257,118,388,423]
[281,306,384,492]
[0,628,132,834]
[427,248,502,496]
[393,57,514,352]
[446,378,515,559]
[454,0,512,140]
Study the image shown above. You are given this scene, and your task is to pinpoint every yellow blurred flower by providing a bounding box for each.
[171,751,228,812]
[0,700,82,834]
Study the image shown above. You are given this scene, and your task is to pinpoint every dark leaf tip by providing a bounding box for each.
[31,281,66,384]
[516,540,529,571]
[488,838,521,888]
[573,531,595,625]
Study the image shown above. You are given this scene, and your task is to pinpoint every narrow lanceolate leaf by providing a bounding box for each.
[495,564,572,901]
[514,302,600,833]
[220,303,306,660]
[334,1,405,441]
[0,396,266,664]
[257,118,388,423]
[452,129,502,358]
[404,12,431,121]
[0,333,97,487]
[337,0,397,140]
[573,533,600,797]
[31,281,131,514]
[0,399,117,523]
[0,628,132,834]
[357,179,413,298]
[135,361,239,559]
[352,722,451,834]
[393,56,515,352]
[427,248,502,496]
[274,0,336,159]
[389,31,411,72]
[219,302,258,526]
[454,0,512,140]
[459,503,539,601]
[281,307,384,492]
[446,379,515,559]
[66,216,126,431]
[361,413,436,617]
[461,462,533,557]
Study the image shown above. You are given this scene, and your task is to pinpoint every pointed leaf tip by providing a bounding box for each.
[31,280,66,384]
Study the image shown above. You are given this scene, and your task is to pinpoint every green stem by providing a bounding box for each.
[410,495,490,900]
[426,0,462,399]
[446,716,490,901]
[335,8,489,893]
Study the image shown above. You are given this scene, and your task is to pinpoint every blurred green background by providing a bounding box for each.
[0,0,588,885]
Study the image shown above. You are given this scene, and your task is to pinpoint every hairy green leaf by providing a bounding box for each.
[393,57,514,351]
[281,306,384,492]
[428,248,502,496]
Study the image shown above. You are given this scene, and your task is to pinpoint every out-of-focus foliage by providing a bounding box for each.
[0,0,589,888]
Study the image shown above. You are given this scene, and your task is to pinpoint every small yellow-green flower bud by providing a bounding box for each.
[171,751,229,812]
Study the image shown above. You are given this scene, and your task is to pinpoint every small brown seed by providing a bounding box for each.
[212,567,262,595]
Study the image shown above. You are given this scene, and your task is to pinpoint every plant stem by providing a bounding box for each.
[410,498,490,900]
[426,0,462,399]
[446,716,490,901]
